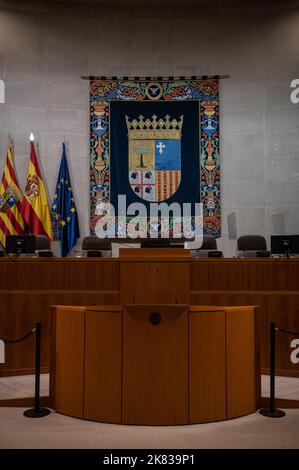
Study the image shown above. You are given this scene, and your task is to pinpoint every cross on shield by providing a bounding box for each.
[126,114,183,202]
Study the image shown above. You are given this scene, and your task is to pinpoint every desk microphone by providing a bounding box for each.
[155,267,178,304]
[132,268,152,304]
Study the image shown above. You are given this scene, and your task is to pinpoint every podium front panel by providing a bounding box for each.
[122,304,189,425]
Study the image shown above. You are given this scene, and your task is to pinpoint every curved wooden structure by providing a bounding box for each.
[0,251,298,378]
[50,303,260,425]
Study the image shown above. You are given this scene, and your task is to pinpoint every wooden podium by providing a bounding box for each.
[50,249,260,425]
[50,303,259,425]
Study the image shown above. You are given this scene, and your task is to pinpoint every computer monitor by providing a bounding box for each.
[5,235,36,255]
[271,235,299,257]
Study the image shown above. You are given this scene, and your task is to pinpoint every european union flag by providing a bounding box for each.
[51,144,80,256]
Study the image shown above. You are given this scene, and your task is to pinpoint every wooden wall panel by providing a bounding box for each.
[84,310,122,423]
[120,262,189,304]
[0,291,120,376]
[190,291,299,377]
[190,259,299,291]
[226,307,256,418]
[54,307,85,418]
[189,310,226,423]
[0,259,119,290]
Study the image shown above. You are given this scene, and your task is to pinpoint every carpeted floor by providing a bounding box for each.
[0,407,298,449]
[0,374,298,449]
[1,374,299,400]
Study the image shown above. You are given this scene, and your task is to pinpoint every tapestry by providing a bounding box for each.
[89,78,220,237]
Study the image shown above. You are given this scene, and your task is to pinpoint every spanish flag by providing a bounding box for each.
[0,143,25,248]
[22,142,52,240]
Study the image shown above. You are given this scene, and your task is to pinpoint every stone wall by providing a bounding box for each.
[0,1,298,256]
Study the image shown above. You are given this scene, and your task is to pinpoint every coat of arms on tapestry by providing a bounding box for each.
[89,78,220,237]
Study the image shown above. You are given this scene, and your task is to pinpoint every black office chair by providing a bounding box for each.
[82,236,112,256]
[35,235,52,257]
[199,236,217,250]
[193,236,222,257]
[35,235,51,251]
[237,235,269,257]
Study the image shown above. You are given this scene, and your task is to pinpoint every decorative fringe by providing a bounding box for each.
[81,75,229,81]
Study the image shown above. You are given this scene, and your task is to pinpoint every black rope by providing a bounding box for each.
[2,328,35,344]
[276,327,299,336]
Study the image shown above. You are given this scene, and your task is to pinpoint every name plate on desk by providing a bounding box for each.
[119,248,191,258]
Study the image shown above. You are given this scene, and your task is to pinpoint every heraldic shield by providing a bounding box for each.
[126,114,183,202]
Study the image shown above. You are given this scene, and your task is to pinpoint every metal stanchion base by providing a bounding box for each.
[23,408,51,418]
[259,408,286,418]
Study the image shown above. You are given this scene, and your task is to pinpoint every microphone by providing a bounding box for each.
[132,268,152,304]
[155,267,178,304]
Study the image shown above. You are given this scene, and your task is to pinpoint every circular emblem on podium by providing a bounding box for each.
[145,82,163,100]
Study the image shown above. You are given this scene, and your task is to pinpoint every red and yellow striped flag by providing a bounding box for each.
[22,142,52,240]
[0,143,25,248]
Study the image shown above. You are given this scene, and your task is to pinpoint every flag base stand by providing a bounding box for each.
[259,408,285,418]
[23,408,51,418]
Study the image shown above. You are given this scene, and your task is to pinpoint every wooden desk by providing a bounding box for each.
[0,256,298,377]
[190,258,299,377]
[51,304,259,425]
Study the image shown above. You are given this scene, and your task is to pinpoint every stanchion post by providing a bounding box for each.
[23,322,51,418]
[34,322,41,413]
[259,322,285,418]
[269,321,276,413]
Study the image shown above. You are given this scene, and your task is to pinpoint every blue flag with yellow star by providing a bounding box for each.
[51,144,80,256]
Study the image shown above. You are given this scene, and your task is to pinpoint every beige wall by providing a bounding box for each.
[0,1,298,256]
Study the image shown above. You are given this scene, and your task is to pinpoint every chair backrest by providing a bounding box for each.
[82,236,112,251]
[237,235,267,251]
[199,236,217,250]
[35,235,50,251]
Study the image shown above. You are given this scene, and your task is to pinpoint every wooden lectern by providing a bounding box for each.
[50,249,260,425]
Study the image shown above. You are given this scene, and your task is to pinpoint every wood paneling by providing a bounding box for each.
[226,307,256,418]
[189,310,226,423]
[54,307,85,418]
[120,262,189,304]
[119,248,191,258]
[0,290,119,376]
[0,396,49,407]
[84,309,122,423]
[52,304,258,424]
[190,258,299,291]
[190,290,299,377]
[122,304,189,425]
[1,256,298,377]
[0,258,120,376]
[0,258,119,290]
